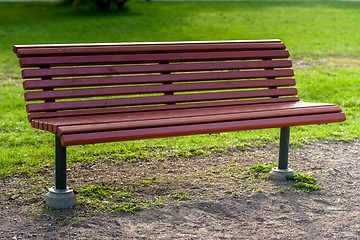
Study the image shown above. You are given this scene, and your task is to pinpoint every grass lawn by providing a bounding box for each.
[0,1,360,178]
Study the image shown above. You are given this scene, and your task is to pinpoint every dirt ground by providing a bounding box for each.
[0,140,359,240]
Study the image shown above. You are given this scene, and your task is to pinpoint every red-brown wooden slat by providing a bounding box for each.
[14,40,282,51]
[31,120,39,129]
[19,50,290,67]
[16,42,286,57]
[22,59,292,79]
[39,98,302,131]
[41,101,323,132]
[32,119,47,130]
[48,101,305,131]
[57,105,342,135]
[37,120,45,130]
[60,112,346,146]
[23,69,294,91]
[26,88,298,113]
[13,40,283,55]
[25,79,296,101]
[27,97,300,121]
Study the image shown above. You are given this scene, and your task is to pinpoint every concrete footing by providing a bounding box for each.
[269,167,295,181]
[45,187,76,209]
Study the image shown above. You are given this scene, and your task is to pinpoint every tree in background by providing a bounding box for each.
[65,0,128,12]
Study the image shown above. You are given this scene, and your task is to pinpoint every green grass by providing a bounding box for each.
[206,159,245,179]
[170,192,191,201]
[137,178,158,187]
[2,1,360,74]
[287,172,321,191]
[1,1,360,178]
[249,162,278,175]
[248,163,321,191]
[76,184,163,212]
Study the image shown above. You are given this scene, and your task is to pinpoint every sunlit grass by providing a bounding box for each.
[2,1,360,74]
[1,1,360,178]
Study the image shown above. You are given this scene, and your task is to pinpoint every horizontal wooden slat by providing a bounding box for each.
[35,98,302,130]
[55,104,342,135]
[20,50,290,67]
[57,106,341,135]
[60,112,346,146]
[37,101,313,132]
[13,39,283,55]
[22,59,292,79]
[27,97,300,121]
[16,42,286,57]
[23,69,294,91]
[25,79,296,101]
[26,88,298,113]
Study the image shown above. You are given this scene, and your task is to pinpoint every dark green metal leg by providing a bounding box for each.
[269,127,295,180]
[55,135,67,190]
[45,135,76,209]
[278,127,290,170]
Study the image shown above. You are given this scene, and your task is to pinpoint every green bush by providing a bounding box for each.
[67,0,128,12]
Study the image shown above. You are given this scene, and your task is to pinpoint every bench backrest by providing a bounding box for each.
[13,40,299,121]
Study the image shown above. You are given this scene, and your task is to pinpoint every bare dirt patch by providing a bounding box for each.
[293,57,360,69]
[1,141,359,239]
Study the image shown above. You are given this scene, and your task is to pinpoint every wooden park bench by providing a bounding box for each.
[13,40,345,208]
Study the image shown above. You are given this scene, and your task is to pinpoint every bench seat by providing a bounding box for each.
[30,100,343,146]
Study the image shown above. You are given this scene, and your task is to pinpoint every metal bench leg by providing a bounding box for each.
[270,127,295,180]
[45,135,76,209]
